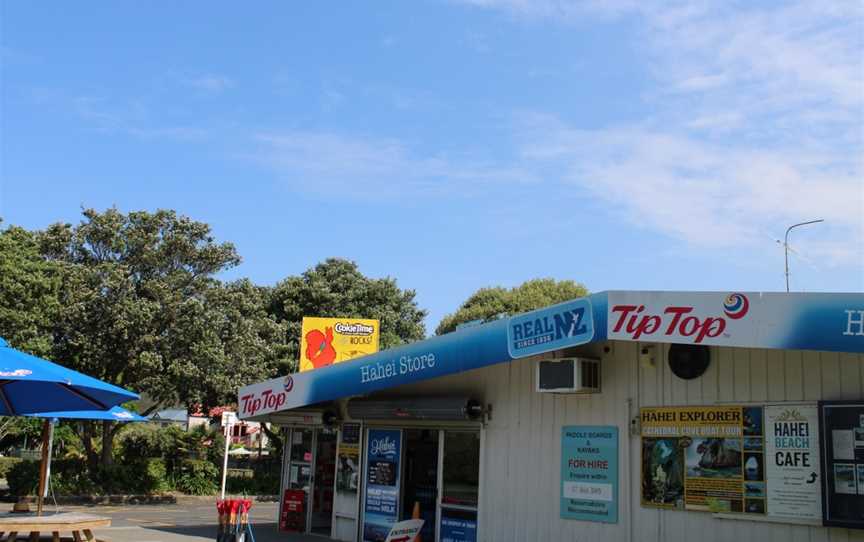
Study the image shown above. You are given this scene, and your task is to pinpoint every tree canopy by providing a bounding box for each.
[0,209,430,466]
[38,209,288,413]
[0,225,62,358]
[0,209,293,465]
[435,278,588,335]
[268,258,427,368]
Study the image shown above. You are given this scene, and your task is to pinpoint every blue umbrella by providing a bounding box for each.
[0,338,139,415]
[26,405,147,422]
[25,406,147,514]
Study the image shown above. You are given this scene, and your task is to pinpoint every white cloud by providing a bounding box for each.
[451,0,864,266]
[185,74,234,92]
[71,96,206,141]
[520,118,861,246]
[251,132,538,199]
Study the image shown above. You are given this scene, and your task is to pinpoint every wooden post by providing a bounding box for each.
[36,420,51,516]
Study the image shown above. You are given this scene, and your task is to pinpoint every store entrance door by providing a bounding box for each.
[281,426,338,537]
[401,429,439,542]
[310,427,337,535]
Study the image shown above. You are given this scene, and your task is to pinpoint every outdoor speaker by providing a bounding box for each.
[667,343,710,380]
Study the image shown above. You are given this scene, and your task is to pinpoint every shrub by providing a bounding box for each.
[176,459,218,495]
[226,476,257,495]
[225,469,279,495]
[0,457,22,479]
[118,424,179,462]
[255,471,279,494]
[6,460,39,496]
[96,459,168,494]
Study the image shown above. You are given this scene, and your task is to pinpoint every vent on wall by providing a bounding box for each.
[536,357,601,394]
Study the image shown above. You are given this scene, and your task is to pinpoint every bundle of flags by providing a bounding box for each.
[217,499,254,542]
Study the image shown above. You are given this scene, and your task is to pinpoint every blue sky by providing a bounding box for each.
[1,1,862,333]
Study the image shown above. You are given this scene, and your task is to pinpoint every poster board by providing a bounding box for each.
[640,404,823,521]
[300,317,380,372]
[641,405,760,513]
[561,426,618,523]
[440,508,477,542]
[363,429,402,542]
[337,423,361,493]
[818,401,864,529]
[764,404,821,522]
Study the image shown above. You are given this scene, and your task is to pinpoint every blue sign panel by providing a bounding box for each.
[508,298,594,358]
[440,508,477,542]
[561,425,618,523]
[363,429,402,542]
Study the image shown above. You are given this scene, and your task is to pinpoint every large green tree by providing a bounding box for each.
[38,208,290,465]
[435,278,588,335]
[0,224,63,358]
[268,258,427,372]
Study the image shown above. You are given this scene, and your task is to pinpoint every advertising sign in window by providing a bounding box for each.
[561,425,618,523]
[363,429,402,542]
[337,423,361,494]
[640,405,765,514]
[819,401,864,529]
[440,508,477,542]
[641,404,827,523]
[764,403,821,523]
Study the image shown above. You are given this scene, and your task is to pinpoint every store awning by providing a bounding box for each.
[238,291,864,420]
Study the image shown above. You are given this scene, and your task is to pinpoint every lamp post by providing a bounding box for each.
[784,219,824,292]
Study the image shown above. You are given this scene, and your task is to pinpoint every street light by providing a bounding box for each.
[784,219,824,292]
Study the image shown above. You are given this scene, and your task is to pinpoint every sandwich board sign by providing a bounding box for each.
[385,519,424,542]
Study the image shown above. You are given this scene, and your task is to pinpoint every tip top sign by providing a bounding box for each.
[609,292,751,345]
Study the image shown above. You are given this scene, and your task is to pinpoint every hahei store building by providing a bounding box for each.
[239,291,864,542]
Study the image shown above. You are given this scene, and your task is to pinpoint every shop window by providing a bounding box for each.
[289,428,314,491]
[442,431,480,508]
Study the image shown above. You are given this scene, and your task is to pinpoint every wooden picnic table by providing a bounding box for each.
[0,512,110,542]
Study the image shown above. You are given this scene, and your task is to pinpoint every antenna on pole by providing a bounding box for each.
[784,219,824,292]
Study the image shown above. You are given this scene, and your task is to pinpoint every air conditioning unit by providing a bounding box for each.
[536,357,601,394]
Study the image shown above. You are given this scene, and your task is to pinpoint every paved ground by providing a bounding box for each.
[26,502,336,542]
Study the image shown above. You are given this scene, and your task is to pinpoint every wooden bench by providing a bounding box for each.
[0,512,111,542]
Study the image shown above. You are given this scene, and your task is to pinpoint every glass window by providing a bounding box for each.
[442,431,480,508]
[290,428,313,463]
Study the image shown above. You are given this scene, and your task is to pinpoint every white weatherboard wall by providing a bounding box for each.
[384,341,864,542]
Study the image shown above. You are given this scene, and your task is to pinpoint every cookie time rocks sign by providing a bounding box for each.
[300,317,380,372]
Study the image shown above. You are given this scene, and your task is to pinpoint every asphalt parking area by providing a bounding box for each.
[26,501,334,542]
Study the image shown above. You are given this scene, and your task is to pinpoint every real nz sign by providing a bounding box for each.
[507,298,594,358]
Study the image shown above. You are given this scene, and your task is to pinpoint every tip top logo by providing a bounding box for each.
[723,293,749,320]
[283,375,294,392]
[611,293,751,343]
